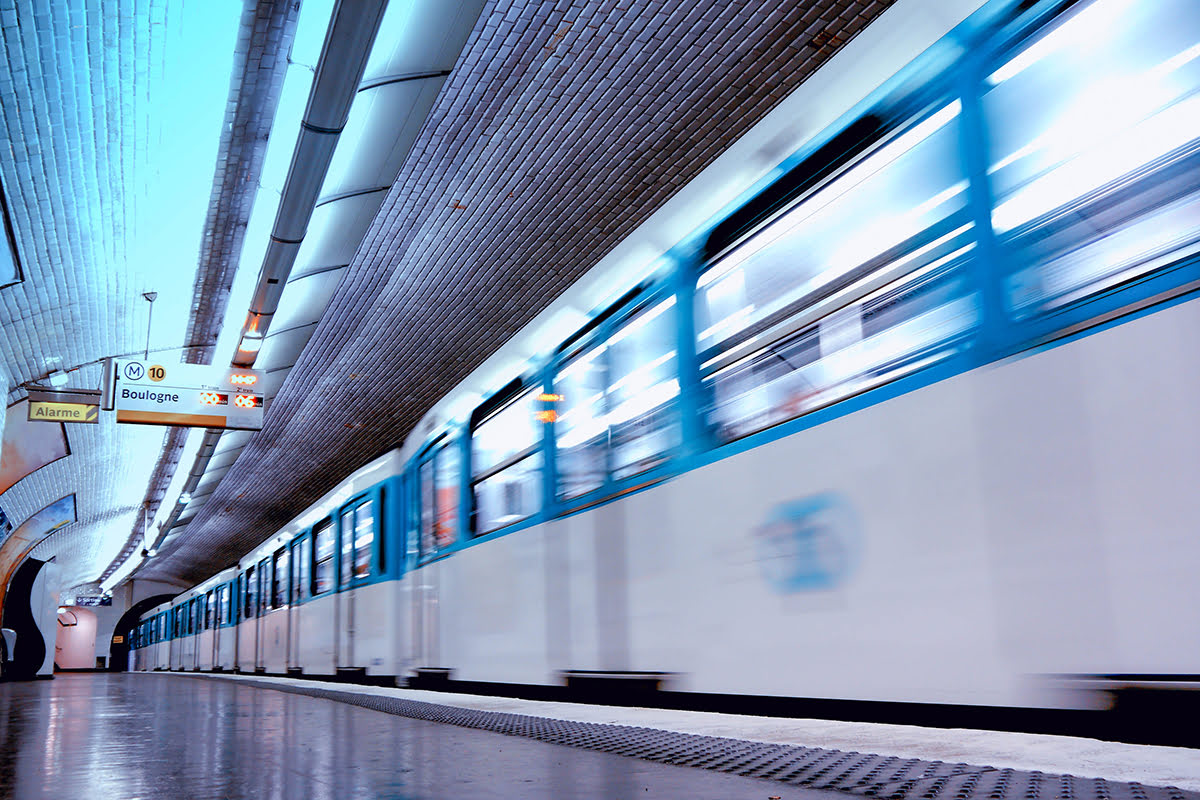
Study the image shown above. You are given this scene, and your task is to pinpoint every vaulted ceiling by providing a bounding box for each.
[0,0,898,596]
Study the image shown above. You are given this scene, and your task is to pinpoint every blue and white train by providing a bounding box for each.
[131,0,1200,725]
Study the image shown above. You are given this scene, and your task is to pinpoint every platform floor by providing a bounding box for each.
[255,676,1199,790]
[0,673,837,800]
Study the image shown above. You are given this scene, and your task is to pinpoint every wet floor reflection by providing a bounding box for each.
[0,674,830,799]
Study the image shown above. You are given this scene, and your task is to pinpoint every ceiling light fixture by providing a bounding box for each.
[142,292,158,360]
[237,332,263,354]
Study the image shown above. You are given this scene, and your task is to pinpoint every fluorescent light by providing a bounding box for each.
[238,333,264,354]
[47,370,69,388]
[987,0,1135,86]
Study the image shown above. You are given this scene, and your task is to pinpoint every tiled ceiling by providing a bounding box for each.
[0,0,278,590]
[143,0,896,584]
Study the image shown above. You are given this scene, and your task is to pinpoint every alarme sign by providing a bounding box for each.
[112,360,266,431]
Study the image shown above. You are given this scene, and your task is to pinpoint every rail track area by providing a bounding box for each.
[1,674,1196,800]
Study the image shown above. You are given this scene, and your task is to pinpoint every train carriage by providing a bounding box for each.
[132,0,1200,722]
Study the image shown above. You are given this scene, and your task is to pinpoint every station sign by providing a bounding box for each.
[27,389,100,424]
[112,360,266,430]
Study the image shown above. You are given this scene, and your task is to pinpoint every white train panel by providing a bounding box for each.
[259,608,288,673]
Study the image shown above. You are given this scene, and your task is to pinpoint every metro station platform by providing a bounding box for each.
[1,674,1197,800]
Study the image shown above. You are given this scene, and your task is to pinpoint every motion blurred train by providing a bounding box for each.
[131,0,1200,729]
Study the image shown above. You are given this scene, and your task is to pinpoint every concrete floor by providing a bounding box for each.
[0,673,836,800]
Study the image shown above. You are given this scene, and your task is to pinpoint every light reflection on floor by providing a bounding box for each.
[0,674,830,799]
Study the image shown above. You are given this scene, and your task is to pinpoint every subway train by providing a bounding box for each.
[130,0,1200,734]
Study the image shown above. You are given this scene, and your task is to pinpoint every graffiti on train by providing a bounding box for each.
[753,492,858,592]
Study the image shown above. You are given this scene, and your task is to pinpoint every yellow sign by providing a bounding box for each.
[148,364,166,382]
[28,401,99,424]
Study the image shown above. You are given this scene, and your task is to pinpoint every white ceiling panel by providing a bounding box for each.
[206,447,244,473]
[255,323,319,372]
[321,78,447,197]
[269,266,347,333]
[293,193,387,269]
[363,0,487,81]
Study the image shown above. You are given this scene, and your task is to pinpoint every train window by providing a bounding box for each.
[984,0,1200,321]
[554,296,680,499]
[313,520,335,594]
[340,508,355,587]
[420,443,459,557]
[554,345,606,499]
[697,99,974,443]
[353,499,375,579]
[697,102,966,357]
[214,589,223,628]
[206,592,214,630]
[244,567,256,619]
[473,389,539,475]
[258,559,270,614]
[472,389,542,533]
[294,536,311,601]
[605,297,678,479]
[273,548,289,607]
[474,452,542,534]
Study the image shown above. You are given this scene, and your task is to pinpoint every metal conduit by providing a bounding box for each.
[237,0,390,362]
[138,0,388,563]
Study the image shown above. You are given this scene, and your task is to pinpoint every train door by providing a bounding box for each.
[205,592,214,666]
[191,599,199,669]
[239,569,255,672]
[191,599,198,669]
[288,535,309,671]
[232,576,241,670]
[169,608,178,669]
[336,496,377,671]
[213,587,223,668]
[206,590,216,668]
[256,557,269,671]
[336,506,354,669]
[413,449,454,669]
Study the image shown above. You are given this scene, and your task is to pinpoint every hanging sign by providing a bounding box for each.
[26,389,101,424]
[112,361,265,430]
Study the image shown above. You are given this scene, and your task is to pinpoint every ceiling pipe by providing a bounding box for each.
[133,0,389,569]
[234,0,389,367]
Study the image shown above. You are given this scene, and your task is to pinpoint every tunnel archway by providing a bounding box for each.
[107,594,175,672]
